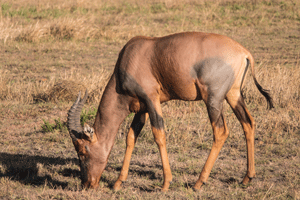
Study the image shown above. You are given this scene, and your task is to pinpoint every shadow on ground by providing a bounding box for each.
[0,152,78,189]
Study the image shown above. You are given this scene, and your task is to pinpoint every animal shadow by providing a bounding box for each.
[0,152,78,189]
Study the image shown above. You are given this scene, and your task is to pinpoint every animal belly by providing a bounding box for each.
[167,81,199,101]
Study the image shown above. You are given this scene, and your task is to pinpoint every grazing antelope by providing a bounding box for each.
[67,32,273,191]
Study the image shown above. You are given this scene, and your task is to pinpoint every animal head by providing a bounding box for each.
[67,91,106,188]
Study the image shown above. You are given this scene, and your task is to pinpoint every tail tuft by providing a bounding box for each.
[253,78,274,109]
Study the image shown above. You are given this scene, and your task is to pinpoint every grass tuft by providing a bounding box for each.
[80,108,98,126]
[41,118,67,133]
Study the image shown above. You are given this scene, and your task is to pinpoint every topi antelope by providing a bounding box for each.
[67,32,273,191]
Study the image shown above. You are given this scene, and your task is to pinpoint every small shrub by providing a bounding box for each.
[80,108,97,126]
[41,118,67,133]
[41,119,54,132]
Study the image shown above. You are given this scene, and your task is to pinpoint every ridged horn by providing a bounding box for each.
[67,90,88,142]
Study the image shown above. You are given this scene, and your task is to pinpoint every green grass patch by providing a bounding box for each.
[80,107,97,126]
[41,118,66,133]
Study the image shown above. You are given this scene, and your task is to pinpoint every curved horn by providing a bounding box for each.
[67,90,88,142]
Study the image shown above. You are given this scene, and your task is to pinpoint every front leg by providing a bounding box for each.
[152,126,172,191]
[148,97,172,192]
[113,112,148,191]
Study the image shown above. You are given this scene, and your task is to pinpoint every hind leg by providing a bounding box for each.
[226,90,256,184]
[194,99,229,190]
[114,112,148,190]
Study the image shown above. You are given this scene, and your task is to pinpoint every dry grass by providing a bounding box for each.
[0,0,299,43]
[0,0,299,199]
[0,67,109,103]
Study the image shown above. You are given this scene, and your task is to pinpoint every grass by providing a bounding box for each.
[0,0,300,199]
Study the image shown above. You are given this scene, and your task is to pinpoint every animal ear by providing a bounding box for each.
[83,124,97,142]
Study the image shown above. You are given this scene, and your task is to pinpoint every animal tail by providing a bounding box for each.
[246,54,274,109]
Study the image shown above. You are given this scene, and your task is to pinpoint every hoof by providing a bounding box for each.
[161,181,171,192]
[193,181,206,191]
[241,175,254,186]
[113,180,123,191]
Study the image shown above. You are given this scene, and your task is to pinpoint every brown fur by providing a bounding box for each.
[67,32,273,191]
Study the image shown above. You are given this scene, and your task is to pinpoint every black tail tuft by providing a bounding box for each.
[254,78,274,110]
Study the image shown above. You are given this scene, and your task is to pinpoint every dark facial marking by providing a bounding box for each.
[79,154,89,184]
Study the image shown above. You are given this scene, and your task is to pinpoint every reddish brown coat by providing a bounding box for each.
[67,32,273,191]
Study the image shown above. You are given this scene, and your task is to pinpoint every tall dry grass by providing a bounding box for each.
[244,63,300,109]
[0,0,299,43]
[0,0,298,100]
[0,68,110,104]
[0,17,101,43]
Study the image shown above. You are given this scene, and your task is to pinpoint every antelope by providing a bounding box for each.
[67,32,273,191]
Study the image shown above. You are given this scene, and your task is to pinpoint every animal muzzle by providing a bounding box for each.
[80,163,106,189]
[82,178,99,189]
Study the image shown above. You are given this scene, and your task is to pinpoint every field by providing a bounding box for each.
[0,0,299,199]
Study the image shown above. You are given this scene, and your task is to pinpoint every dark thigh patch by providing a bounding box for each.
[192,58,235,125]
[192,57,235,101]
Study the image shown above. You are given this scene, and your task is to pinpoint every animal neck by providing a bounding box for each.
[93,74,130,154]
